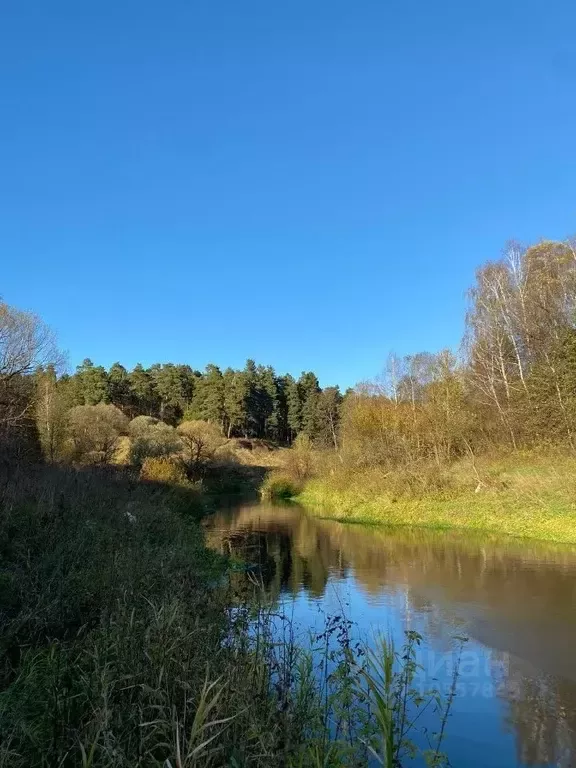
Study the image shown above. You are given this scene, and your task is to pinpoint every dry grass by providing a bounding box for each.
[231,441,288,469]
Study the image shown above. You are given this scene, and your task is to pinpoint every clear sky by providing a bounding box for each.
[2,1,576,389]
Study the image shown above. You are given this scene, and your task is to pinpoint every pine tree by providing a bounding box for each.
[261,366,279,441]
[186,364,225,429]
[223,367,249,437]
[108,362,131,413]
[150,363,193,423]
[129,364,159,416]
[275,375,289,443]
[298,372,321,439]
[76,359,110,405]
[176,365,197,406]
[285,374,302,441]
[243,359,261,437]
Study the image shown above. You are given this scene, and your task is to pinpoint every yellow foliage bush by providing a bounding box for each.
[139,457,187,485]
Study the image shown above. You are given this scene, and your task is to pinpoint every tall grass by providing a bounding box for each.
[0,460,459,766]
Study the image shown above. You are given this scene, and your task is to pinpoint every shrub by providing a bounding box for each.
[260,472,302,500]
[128,415,160,435]
[66,403,129,463]
[139,456,188,485]
[177,419,226,474]
[281,433,315,481]
[128,417,182,467]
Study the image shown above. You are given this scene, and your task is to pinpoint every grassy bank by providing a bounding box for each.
[0,461,313,767]
[295,453,576,544]
[0,462,229,766]
[0,460,460,767]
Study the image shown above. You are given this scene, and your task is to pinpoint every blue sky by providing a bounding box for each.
[2,1,576,389]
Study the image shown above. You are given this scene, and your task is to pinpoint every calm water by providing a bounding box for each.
[204,503,576,768]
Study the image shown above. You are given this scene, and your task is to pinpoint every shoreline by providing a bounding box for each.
[296,480,576,545]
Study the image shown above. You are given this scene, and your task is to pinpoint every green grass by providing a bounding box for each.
[297,452,576,544]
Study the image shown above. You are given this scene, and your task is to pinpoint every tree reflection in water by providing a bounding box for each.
[205,503,576,767]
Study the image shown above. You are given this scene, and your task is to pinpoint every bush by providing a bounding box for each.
[282,433,315,481]
[258,435,314,499]
[128,416,182,467]
[260,472,302,500]
[128,415,160,435]
[177,419,226,474]
[139,456,188,485]
[66,403,129,463]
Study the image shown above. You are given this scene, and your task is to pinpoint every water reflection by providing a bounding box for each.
[204,503,576,767]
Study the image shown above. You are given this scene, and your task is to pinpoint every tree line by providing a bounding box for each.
[4,237,576,469]
[0,308,344,461]
[60,358,341,444]
[338,239,576,473]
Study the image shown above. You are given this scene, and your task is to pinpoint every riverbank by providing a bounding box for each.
[0,460,458,767]
[0,461,310,766]
[296,453,576,544]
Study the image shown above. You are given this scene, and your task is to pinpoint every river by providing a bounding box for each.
[204,502,576,767]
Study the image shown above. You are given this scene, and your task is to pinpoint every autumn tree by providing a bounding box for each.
[177,419,226,474]
[0,301,61,456]
[465,240,576,448]
[0,301,60,435]
[524,329,576,446]
[35,365,68,460]
[419,351,471,464]
[66,403,128,463]
[282,433,315,481]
